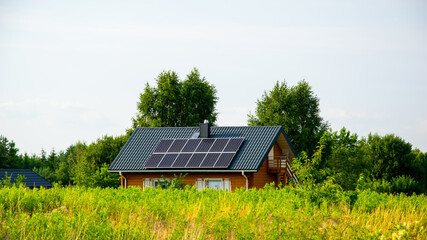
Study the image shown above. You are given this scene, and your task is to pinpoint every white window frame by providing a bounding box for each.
[197,178,231,192]
[152,178,170,189]
[205,178,224,190]
[143,178,151,190]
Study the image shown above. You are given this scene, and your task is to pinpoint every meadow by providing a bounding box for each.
[0,185,426,239]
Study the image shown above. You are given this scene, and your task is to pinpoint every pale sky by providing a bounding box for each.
[1,0,427,155]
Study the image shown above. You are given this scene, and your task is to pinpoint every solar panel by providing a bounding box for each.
[145,137,244,169]
[195,138,215,152]
[214,153,235,168]
[182,139,202,152]
[224,138,244,152]
[199,153,221,167]
[158,154,178,167]
[209,138,229,152]
[153,139,174,153]
[144,154,164,168]
[186,153,206,168]
[172,153,192,168]
[168,139,188,152]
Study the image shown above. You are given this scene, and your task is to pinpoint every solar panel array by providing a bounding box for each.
[144,138,244,169]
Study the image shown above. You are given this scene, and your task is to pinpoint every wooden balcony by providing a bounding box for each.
[268,155,299,184]
[267,155,290,173]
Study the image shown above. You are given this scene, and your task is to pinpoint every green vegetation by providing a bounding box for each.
[131,68,218,130]
[0,135,125,188]
[0,185,425,239]
[248,80,328,156]
[1,75,426,195]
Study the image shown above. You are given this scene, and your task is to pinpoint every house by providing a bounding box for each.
[0,169,53,188]
[108,123,298,191]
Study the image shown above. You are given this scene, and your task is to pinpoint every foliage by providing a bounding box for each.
[93,163,121,188]
[0,172,26,188]
[0,186,425,239]
[0,136,20,168]
[160,173,190,190]
[131,68,218,129]
[294,129,427,194]
[365,133,413,180]
[248,80,328,156]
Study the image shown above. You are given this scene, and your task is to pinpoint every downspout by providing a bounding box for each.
[241,171,248,190]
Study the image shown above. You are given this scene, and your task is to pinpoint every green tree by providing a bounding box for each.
[366,133,413,181]
[131,68,217,129]
[180,68,217,126]
[86,135,128,168]
[248,80,328,155]
[324,128,369,190]
[93,163,120,188]
[0,136,20,168]
[70,144,94,187]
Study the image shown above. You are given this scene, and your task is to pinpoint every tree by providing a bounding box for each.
[248,80,328,155]
[131,68,217,129]
[71,144,94,187]
[0,136,20,168]
[365,133,413,181]
[180,69,217,126]
[321,128,370,191]
[85,135,128,168]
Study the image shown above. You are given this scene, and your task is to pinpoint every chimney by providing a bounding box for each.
[199,120,210,138]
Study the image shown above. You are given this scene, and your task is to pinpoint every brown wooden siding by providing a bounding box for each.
[252,157,277,188]
[122,172,248,191]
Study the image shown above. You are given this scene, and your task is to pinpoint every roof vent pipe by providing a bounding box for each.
[199,120,210,138]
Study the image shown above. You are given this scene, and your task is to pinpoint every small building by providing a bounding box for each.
[108,123,298,191]
[0,169,53,188]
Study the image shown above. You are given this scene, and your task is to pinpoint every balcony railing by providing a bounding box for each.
[268,155,299,183]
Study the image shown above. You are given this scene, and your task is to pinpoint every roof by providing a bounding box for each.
[109,126,297,172]
[0,169,53,188]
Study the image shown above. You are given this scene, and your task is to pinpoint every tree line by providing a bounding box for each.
[1,67,426,194]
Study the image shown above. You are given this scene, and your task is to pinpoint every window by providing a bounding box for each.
[153,179,169,189]
[205,179,223,190]
[196,178,231,191]
[268,147,274,160]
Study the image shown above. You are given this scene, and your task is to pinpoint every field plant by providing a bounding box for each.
[0,184,425,240]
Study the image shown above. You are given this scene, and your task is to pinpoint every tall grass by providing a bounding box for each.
[0,185,425,239]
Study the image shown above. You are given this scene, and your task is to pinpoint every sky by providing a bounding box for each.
[1,0,427,155]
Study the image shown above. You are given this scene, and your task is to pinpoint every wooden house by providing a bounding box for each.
[108,123,298,191]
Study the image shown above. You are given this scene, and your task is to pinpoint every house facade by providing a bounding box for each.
[108,124,298,191]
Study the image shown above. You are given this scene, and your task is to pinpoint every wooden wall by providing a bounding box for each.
[122,172,248,191]
[251,143,280,188]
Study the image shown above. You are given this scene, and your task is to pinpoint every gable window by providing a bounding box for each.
[268,147,274,161]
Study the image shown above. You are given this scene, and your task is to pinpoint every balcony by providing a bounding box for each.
[267,155,291,173]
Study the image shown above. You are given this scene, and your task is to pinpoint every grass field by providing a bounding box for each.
[0,185,426,239]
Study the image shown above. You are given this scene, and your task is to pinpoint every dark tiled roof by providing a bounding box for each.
[0,169,53,188]
[109,126,297,172]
